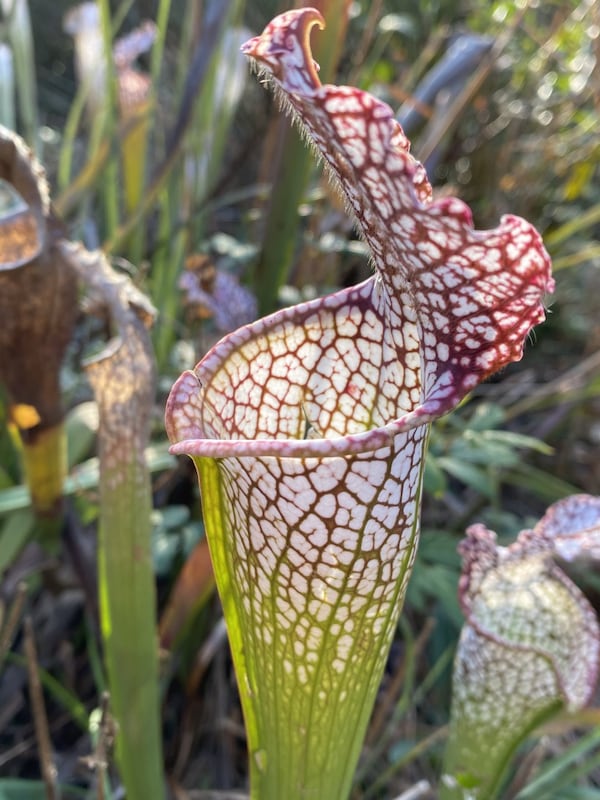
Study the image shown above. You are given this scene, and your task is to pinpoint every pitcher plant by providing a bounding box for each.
[165,8,554,798]
[443,494,600,799]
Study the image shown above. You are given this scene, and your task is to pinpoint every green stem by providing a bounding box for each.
[441,697,563,800]
[87,303,164,800]
[150,0,172,86]
[197,450,425,800]
[97,457,164,800]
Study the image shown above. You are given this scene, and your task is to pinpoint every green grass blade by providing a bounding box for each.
[5,652,89,730]
[0,44,15,129]
[3,0,38,150]
[516,727,600,800]
[545,202,600,249]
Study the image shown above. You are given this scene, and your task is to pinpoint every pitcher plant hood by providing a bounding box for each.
[166,7,553,459]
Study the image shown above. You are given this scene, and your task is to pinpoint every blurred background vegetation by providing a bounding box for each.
[0,0,599,797]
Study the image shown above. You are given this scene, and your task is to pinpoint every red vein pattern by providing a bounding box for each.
[167,7,553,460]
[165,8,554,795]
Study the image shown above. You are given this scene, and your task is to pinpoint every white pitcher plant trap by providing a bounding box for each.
[165,8,554,798]
[443,494,600,799]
